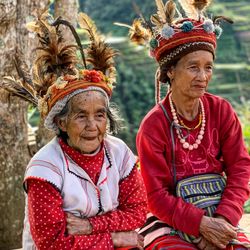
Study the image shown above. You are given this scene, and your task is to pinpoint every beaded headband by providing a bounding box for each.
[158,41,214,66]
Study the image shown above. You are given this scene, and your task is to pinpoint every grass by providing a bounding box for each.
[245,199,250,213]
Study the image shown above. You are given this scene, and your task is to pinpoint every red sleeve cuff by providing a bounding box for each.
[174,205,205,237]
[215,204,243,226]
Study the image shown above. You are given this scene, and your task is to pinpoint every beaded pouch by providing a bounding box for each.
[175,173,226,243]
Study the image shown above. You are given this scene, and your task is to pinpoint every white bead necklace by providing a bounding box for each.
[169,93,206,150]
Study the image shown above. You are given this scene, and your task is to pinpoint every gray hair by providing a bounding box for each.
[55,92,122,138]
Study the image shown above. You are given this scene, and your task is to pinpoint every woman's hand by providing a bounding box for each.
[199,216,237,249]
[194,236,220,250]
[66,212,92,235]
[111,231,144,249]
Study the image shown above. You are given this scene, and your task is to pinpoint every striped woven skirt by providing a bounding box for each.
[138,213,197,249]
[137,213,250,250]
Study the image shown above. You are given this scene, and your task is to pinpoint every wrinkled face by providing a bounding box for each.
[168,50,214,99]
[58,91,107,154]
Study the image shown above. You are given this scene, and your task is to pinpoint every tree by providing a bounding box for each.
[0,0,50,248]
[54,0,79,41]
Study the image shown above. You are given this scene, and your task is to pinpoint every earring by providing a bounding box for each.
[167,83,171,93]
[167,73,174,82]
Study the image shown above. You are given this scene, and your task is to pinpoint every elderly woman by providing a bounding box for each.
[2,12,147,249]
[128,0,250,249]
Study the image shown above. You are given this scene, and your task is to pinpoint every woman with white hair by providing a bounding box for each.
[2,11,147,250]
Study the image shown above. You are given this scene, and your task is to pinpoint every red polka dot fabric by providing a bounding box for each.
[59,138,104,184]
[27,179,114,249]
[27,163,147,248]
[89,167,148,234]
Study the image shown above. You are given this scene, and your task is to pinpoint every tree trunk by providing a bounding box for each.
[54,0,79,42]
[0,1,49,248]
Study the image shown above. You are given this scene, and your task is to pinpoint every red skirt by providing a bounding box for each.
[145,235,198,250]
[145,233,250,250]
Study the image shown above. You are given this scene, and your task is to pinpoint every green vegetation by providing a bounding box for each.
[234,100,250,153]
[244,199,250,213]
[81,0,250,152]
[40,0,250,152]
[29,0,250,212]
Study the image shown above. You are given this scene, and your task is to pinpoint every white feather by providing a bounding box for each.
[177,0,198,19]
[155,0,167,23]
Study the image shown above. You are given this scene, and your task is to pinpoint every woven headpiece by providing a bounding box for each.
[1,10,117,130]
[118,0,233,102]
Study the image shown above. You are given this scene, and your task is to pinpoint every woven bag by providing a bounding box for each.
[175,173,226,243]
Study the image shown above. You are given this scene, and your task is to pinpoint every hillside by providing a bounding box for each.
[48,0,250,152]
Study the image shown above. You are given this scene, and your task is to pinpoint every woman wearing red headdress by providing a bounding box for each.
[1,11,147,250]
[133,0,250,249]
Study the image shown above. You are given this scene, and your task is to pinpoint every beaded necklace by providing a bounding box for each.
[169,93,206,150]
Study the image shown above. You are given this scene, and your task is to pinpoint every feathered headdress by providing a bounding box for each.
[78,13,117,85]
[25,10,79,98]
[115,19,152,46]
[120,0,233,103]
[0,10,118,130]
[114,2,153,46]
[1,54,38,106]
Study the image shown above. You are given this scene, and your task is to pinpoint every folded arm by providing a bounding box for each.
[88,166,147,233]
[27,178,114,250]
